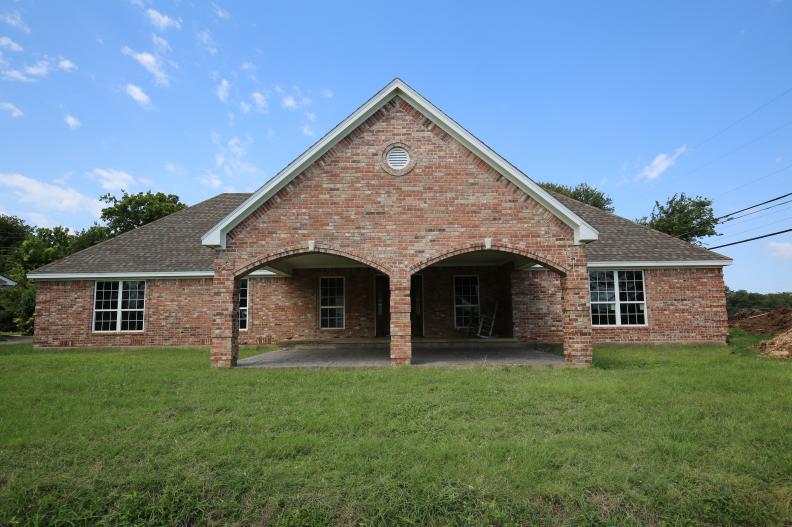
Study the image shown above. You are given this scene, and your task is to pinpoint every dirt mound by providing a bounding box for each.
[730,307,792,334]
[755,326,792,359]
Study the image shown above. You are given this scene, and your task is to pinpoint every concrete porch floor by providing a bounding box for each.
[236,338,566,368]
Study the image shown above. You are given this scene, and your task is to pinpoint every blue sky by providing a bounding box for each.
[0,0,790,292]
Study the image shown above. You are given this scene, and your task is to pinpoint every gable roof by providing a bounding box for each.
[0,274,15,287]
[201,78,599,248]
[28,192,730,280]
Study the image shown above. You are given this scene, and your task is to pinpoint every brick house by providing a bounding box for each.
[28,79,731,367]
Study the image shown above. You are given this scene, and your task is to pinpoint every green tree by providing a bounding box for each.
[100,190,186,235]
[539,182,615,212]
[637,193,718,245]
[69,224,110,253]
[0,214,32,275]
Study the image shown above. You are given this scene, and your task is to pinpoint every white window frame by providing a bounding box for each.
[589,270,648,327]
[238,277,249,331]
[453,275,480,329]
[319,276,345,330]
[92,280,146,333]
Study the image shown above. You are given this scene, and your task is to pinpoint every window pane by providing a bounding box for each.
[589,271,616,303]
[619,303,645,325]
[93,309,118,331]
[319,278,344,328]
[94,281,119,310]
[121,281,145,309]
[618,271,645,302]
[320,307,343,329]
[454,276,480,327]
[120,310,144,331]
[591,303,617,325]
[238,278,248,330]
[239,308,248,330]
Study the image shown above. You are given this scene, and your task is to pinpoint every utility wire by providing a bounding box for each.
[708,228,792,249]
[715,214,792,241]
[717,193,792,221]
[692,85,792,150]
[718,201,792,227]
[680,118,792,178]
[714,162,792,197]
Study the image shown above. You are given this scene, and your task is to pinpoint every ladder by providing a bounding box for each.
[476,302,499,338]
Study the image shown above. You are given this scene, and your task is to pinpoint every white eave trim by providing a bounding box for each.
[202,78,599,249]
[587,259,733,269]
[27,269,277,281]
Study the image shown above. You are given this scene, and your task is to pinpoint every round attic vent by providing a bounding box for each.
[385,146,410,170]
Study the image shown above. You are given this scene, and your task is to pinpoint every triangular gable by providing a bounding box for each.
[202,78,598,248]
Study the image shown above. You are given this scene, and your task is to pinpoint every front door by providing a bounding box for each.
[375,274,390,337]
[411,274,424,337]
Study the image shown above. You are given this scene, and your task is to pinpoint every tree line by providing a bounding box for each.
[0,183,745,334]
[0,191,185,332]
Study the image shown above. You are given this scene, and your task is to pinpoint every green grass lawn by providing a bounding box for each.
[0,331,789,526]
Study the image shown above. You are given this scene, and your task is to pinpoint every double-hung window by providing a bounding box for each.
[454,275,480,328]
[93,280,146,332]
[238,278,249,331]
[319,277,344,329]
[589,270,646,326]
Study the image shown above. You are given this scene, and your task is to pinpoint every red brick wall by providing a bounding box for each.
[33,278,215,348]
[33,266,727,348]
[509,267,728,345]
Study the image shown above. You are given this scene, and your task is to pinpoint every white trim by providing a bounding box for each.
[91,280,146,333]
[589,270,648,327]
[0,275,16,287]
[202,78,599,248]
[318,276,345,330]
[453,274,480,329]
[28,269,278,281]
[588,260,731,269]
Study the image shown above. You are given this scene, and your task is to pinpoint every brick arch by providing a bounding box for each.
[234,244,394,278]
[408,243,570,275]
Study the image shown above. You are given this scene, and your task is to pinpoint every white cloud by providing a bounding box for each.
[64,114,81,129]
[200,172,222,188]
[305,111,316,122]
[216,78,229,102]
[151,35,171,54]
[241,61,255,72]
[301,124,315,137]
[1,12,30,33]
[0,173,101,216]
[1,68,32,82]
[212,3,230,19]
[125,83,151,107]
[0,36,22,52]
[145,8,181,31]
[58,57,76,71]
[321,88,333,98]
[636,144,687,181]
[0,102,22,118]
[122,46,169,86]
[768,241,792,259]
[282,95,297,109]
[87,168,136,191]
[239,101,251,114]
[24,59,50,77]
[196,29,217,55]
[164,162,187,176]
[212,132,258,177]
[251,91,268,113]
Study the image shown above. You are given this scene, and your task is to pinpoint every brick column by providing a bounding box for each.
[389,273,412,365]
[561,251,593,365]
[211,265,240,368]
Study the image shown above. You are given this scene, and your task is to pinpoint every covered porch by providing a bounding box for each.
[237,338,566,368]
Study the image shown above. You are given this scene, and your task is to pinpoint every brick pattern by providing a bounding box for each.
[212,95,589,366]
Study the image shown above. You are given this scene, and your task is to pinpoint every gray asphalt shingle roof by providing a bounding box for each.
[30,191,730,276]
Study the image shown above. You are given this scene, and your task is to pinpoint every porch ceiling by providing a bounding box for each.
[430,250,539,269]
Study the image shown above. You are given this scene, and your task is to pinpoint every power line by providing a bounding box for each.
[714,162,792,198]
[715,214,792,241]
[718,201,792,227]
[708,228,792,249]
[693,85,792,150]
[717,193,792,221]
[680,118,792,178]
